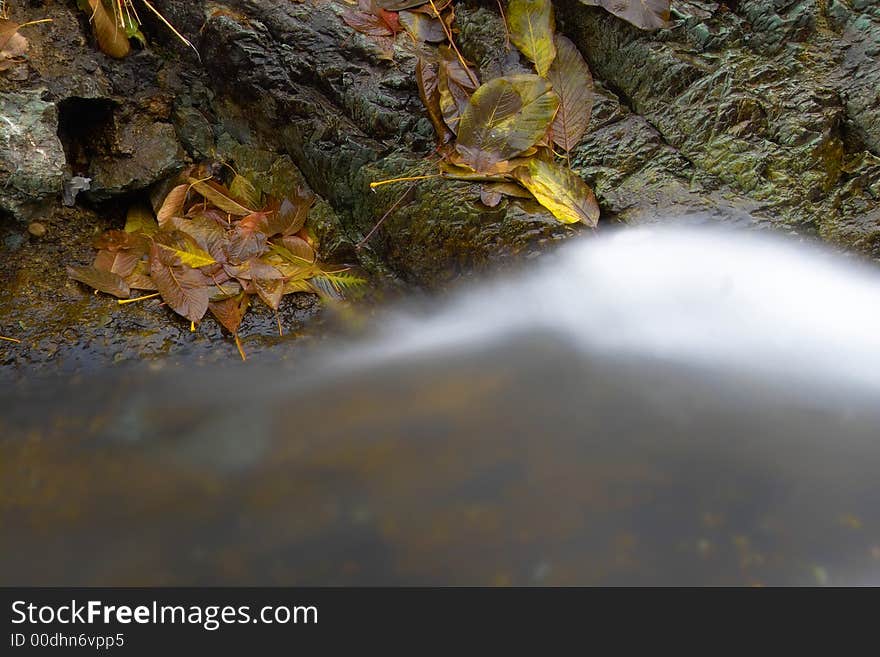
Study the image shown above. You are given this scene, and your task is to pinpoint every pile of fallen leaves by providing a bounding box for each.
[342,0,671,228]
[67,168,365,359]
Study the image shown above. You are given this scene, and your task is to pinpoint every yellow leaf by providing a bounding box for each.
[188,178,255,216]
[155,242,216,268]
[514,158,600,227]
[124,203,159,235]
[507,0,557,77]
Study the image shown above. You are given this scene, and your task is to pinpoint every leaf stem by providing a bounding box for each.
[357,182,418,250]
[369,174,440,189]
[0,335,21,344]
[117,292,161,305]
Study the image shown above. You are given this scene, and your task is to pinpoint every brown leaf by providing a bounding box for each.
[209,293,250,334]
[149,243,210,322]
[416,58,453,144]
[124,259,157,291]
[226,225,268,264]
[267,193,313,236]
[93,249,140,278]
[399,11,445,43]
[254,278,284,310]
[547,35,593,152]
[342,0,395,38]
[157,184,189,227]
[169,215,228,263]
[225,258,283,282]
[578,0,671,31]
[85,0,131,58]
[438,46,479,134]
[67,264,131,299]
[279,235,316,264]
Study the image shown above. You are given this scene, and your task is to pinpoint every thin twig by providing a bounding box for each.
[428,0,478,87]
[356,182,418,250]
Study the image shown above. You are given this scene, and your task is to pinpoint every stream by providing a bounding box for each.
[3,224,880,585]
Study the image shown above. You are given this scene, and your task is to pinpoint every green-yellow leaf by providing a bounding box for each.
[124,203,159,235]
[154,230,217,268]
[456,75,559,173]
[546,35,593,152]
[188,178,255,216]
[514,158,600,227]
[229,174,261,210]
[507,0,557,76]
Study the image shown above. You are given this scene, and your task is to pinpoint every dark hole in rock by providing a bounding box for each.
[57,98,118,176]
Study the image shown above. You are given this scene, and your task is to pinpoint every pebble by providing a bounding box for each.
[27,222,47,238]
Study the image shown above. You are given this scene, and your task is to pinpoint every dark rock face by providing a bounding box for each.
[555,0,880,253]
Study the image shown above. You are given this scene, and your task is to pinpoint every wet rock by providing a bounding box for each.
[0,89,66,221]
[85,117,185,200]
[555,0,880,250]
[173,105,215,159]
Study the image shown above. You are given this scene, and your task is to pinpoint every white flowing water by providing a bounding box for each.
[346,225,880,393]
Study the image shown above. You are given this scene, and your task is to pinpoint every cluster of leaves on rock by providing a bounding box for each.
[342,0,670,227]
[76,0,196,58]
[67,166,365,359]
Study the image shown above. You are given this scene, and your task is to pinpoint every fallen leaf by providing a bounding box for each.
[416,58,453,143]
[456,74,559,173]
[67,264,131,299]
[85,0,131,58]
[209,293,249,334]
[93,249,140,278]
[438,45,479,134]
[514,158,600,226]
[154,230,217,268]
[229,174,261,210]
[546,34,593,153]
[124,203,159,236]
[399,10,445,43]
[157,184,189,227]
[150,243,210,322]
[578,0,671,31]
[507,0,557,76]
[188,178,255,216]
[169,215,228,262]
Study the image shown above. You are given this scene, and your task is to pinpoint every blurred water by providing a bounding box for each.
[3,225,880,585]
